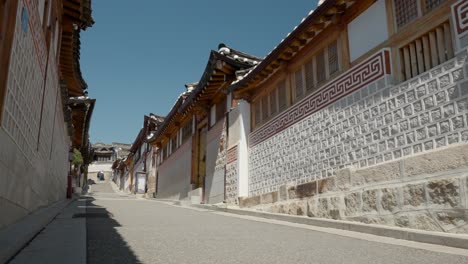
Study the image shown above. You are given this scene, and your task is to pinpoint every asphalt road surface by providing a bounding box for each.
[85,183,468,264]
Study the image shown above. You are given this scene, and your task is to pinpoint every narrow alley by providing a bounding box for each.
[8,182,468,264]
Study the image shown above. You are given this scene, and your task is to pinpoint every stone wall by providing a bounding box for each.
[241,46,468,233]
[226,145,239,204]
[248,49,468,197]
[241,143,468,233]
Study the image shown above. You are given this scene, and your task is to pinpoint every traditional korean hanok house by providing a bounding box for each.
[126,114,164,194]
[145,114,165,197]
[0,0,93,229]
[228,0,468,233]
[149,44,261,203]
[128,128,145,193]
[147,87,195,200]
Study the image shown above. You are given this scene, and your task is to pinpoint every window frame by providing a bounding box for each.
[392,0,447,31]
[292,39,340,103]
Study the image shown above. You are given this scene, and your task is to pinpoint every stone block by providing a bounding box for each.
[362,190,378,213]
[279,185,288,201]
[351,161,401,186]
[278,203,289,214]
[404,144,468,177]
[287,186,297,200]
[427,179,461,208]
[261,191,278,204]
[403,184,425,207]
[381,188,399,213]
[288,201,307,216]
[434,210,468,232]
[344,192,361,216]
[306,198,317,217]
[295,181,317,198]
[239,195,261,208]
[316,198,330,218]
[318,177,336,193]
[408,213,442,232]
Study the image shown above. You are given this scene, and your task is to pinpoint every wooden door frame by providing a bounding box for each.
[0,0,19,124]
[197,125,208,203]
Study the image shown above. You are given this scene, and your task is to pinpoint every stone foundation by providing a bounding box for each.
[240,143,468,234]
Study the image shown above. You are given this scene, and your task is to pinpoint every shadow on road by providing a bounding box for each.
[84,197,142,264]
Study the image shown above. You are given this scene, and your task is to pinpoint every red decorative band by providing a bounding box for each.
[226,145,238,164]
[249,49,391,147]
[454,0,468,35]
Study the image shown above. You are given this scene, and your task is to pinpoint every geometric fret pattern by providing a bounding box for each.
[249,50,391,147]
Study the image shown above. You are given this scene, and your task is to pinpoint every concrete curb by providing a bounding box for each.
[189,204,468,250]
[0,197,77,263]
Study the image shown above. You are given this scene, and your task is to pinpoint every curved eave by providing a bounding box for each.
[60,0,94,97]
[149,48,260,146]
[69,98,95,149]
[230,0,354,97]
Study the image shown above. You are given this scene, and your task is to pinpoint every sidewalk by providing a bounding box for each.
[4,198,87,264]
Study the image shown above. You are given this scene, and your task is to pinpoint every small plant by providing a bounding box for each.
[72,148,83,167]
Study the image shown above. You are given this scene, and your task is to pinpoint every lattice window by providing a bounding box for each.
[278,81,287,112]
[171,136,177,154]
[294,68,304,99]
[162,144,168,160]
[394,0,419,28]
[425,0,445,11]
[254,101,261,126]
[328,41,339,75]
[305,59,315,92]
[316,49,326,84]
[269,89,277,116]
[181,119,192,143]
[261,96,269,120]
[215,99,226,122]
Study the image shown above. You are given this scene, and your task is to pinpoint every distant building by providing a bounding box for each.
[88,142,131,182]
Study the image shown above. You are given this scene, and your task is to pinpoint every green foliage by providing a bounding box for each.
[72,148,84,166]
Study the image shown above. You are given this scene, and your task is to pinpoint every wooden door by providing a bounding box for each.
[198,125,207,202]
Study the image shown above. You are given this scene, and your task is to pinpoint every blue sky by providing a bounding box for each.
[82,0,319,144]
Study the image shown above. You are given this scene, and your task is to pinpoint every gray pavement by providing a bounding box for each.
[9,199,86,264]
[86,182,468,264]
[8,182,468,264]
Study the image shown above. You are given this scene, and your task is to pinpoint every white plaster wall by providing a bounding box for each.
[348,0,388,62]
[157,139,192,200]
[237,101,251,197]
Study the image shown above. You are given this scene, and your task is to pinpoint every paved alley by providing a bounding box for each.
[36,182,468,264]
[8,181,468,264]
